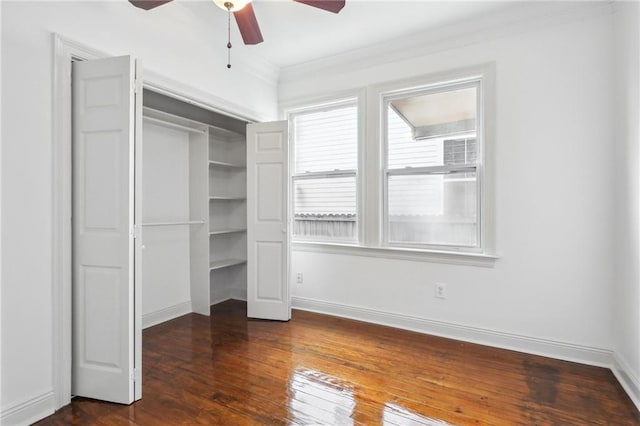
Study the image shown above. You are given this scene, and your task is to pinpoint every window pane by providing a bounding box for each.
[387,108,443,168]
[294,176,356,240]
[294,104,358,174]
[292,100,359,243]
[443,138,477,166]
[387,86,477,169]
[387,172,477,246]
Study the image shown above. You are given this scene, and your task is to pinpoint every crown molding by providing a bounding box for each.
[279,1,614,87]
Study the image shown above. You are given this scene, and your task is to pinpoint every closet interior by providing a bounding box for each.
[141,89,248,324]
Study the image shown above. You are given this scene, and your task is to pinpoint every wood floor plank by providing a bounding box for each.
[205,315,550,423]
[36,299,639,425]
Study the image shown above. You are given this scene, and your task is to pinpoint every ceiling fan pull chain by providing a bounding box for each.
[226,2,232,68]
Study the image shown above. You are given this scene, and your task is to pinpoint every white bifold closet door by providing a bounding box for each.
[246,121,291,321]
[72,55,142,404]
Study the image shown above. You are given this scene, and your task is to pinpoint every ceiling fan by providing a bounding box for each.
[129,0,346,46]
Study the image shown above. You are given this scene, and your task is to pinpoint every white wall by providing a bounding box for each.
[141,122,192,319]
[0,1,277,422]
[282,8,617,360]
[613,1,640,407]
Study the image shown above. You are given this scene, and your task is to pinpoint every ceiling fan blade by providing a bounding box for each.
[293,0,345,14]
[233,3,264,45]
[129,0,173,10]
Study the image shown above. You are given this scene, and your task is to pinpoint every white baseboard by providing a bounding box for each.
[210,287,247,306]
[292,296,613,368]
[1,391,55,426]
[230,287,247,301]
[612,352,640,411]
[6,297,635,426]
[142,301,192,329]
[210,287,233,306]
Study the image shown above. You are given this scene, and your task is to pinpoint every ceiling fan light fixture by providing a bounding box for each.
[213,0,250,12]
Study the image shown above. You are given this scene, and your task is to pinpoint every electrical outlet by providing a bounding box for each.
[296,272,304,284]
[435,282,447,299]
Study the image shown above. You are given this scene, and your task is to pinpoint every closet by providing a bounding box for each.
[70,54,288,407]
[141,89,248,322]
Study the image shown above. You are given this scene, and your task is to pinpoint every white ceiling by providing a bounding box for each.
[174,0,525,68]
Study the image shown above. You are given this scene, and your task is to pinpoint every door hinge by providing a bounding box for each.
[131,367,140,382]
[133,79,142,94]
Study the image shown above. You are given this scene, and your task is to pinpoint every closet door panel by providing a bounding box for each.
[72,55,141,404]
[246,121,290,321]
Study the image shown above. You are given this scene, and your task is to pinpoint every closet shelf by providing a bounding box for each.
[141,220,205,227]
[143,115,207,135]
[209,196,246,201]
[209,258,247,271]
[209,160,245,169]
[209,228,247,235]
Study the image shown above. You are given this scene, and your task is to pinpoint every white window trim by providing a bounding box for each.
[292,241,498,267]
[283,91,366,245]
[281,63,496,266]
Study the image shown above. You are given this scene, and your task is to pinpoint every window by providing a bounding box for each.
[290,100,359,242]
[383,80,482,250]
[286,65,494,262]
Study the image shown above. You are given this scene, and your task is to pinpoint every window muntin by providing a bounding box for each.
[384,80,481,250]
[291,101,358,242]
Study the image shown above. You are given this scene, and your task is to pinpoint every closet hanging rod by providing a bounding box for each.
[140,220,206,227]
[143,115,207,135]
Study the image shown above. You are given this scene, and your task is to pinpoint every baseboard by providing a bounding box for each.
[292,296,613,368]
[612,352,640,411]
[230,287,247,301]
[210,287,233,306]
[142,301,192,329]
[1,391,55,426]
[210,287,247,306]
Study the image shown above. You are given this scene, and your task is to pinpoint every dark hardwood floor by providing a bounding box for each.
[38,300,639,425]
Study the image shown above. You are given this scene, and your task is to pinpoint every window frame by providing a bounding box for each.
[381,78,484,252]
[285,95,364,244]
[281,64,496,266]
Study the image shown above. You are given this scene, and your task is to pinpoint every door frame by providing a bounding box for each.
[51,34,260,409]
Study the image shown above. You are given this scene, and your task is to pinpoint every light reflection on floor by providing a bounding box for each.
[383,403,452,426]
[289,367,355,425]
[288,367,452,425]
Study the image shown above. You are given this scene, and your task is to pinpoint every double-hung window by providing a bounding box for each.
[383,79,482,250]
[286,66,493,261]
[290,100,359,242]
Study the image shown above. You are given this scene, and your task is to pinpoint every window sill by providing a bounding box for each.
[291,241,498,268]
